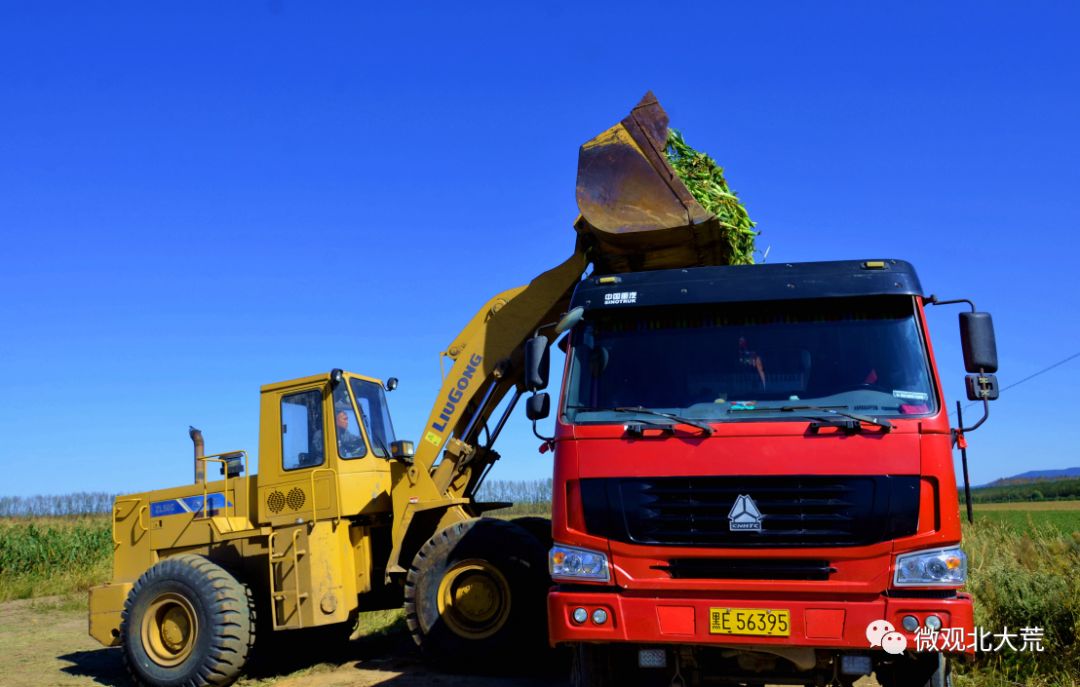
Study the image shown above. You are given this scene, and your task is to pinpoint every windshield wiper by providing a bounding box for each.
[728,404,892,432]
[619,416,681,437]
[611,406,715,435]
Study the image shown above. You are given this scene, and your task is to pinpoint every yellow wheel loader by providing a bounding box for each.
[89,92,739,686]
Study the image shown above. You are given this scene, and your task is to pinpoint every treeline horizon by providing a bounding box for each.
[964,476,1080,504]
[0,493,115,518]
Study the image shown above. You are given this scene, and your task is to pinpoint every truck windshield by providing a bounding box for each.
[564,296,936,424]
[349,378,398,457]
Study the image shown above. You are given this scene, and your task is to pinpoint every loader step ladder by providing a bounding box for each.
[267,529,308,629]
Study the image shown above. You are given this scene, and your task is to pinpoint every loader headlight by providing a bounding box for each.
[550,544,610,582]
[893,546,967,587]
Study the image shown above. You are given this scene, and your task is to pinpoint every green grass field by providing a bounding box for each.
[958,513,1080,687]
[970,500,1080,538]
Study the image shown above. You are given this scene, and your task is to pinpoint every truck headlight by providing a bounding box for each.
[550,544,610,582]
[894,546,967,586]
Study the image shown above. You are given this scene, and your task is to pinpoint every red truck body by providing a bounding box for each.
[544,259,980,685]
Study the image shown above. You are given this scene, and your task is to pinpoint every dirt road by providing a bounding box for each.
[1,596,878,687]
[0,596,564,687]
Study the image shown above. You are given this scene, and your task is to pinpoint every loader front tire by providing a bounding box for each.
[404,517,549,670]
[121,554,255,687]
[511,516,553,551]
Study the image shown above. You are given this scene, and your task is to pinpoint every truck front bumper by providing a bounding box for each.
[549,589,973,652]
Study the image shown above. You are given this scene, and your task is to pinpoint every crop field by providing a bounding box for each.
[972,500,1080,536]
[975,500,1080,511]
[0,515,112,601]
[0,504,1077,686]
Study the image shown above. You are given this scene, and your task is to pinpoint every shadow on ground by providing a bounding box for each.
[58,647,128,687]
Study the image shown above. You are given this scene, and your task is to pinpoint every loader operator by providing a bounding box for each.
[314,383,364,459]
[335,406,365,458]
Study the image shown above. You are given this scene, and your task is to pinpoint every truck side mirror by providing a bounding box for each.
[965,374,1000,402]
[524,336,550,391]
[525,392,550,420]
[959,312,998,373]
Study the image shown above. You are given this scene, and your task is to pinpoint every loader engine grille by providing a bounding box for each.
[286,487,306,511]
[580,475,919,548]
[267,490,286,513]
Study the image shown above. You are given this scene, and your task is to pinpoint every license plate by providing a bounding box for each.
[709,608,791,636]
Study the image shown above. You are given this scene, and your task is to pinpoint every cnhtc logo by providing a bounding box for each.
[728,494,764,532]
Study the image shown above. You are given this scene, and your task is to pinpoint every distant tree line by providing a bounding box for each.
[476,478,552,505]
[0,493,114,517]
[963,477,1080,504]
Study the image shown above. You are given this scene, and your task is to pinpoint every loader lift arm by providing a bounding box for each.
[385,243,589,576]
[385,92,744,578]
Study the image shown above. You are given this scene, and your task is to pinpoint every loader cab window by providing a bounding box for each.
[281,390,325,470]
[350,379,397,458]
[332,384,367,459]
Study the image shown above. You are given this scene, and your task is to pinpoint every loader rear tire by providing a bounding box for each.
[404,517,549,671]
[121,554,255,687]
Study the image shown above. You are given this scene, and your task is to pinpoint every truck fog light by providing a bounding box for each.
[638,648,667,668]
[591,608,609,625]
[572,607,588,624]
[902,615,920,632]
[840,654,872,676]
[925,615,942,630]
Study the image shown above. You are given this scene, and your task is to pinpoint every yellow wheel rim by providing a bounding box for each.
[436,559,512,640]
[141,592,198,667]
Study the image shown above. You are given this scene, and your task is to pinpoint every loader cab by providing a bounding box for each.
[256,370,397,525]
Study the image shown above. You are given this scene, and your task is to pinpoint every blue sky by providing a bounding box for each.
[1,2,1078,495]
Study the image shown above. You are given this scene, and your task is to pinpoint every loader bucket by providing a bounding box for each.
[575,92,735,273]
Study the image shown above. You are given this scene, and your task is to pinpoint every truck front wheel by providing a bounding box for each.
[571,644,613,687]
[877,652,952,687]
[404,517,549,670]
[121,554,255,687]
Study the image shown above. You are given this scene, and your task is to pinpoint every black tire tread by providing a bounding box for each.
[571,644,612,687]
[121,553,256,687]
[402,517,548,669]
[510,516,553,550]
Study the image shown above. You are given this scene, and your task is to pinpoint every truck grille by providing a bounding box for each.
[653,558,836,580]
[580,476,919,548]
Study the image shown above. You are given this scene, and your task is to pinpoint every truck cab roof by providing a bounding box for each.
[572,259,923,310]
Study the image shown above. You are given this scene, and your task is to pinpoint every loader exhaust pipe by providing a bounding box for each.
[189,426,205,484]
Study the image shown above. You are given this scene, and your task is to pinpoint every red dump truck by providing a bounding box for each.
[520,96,1000,687]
